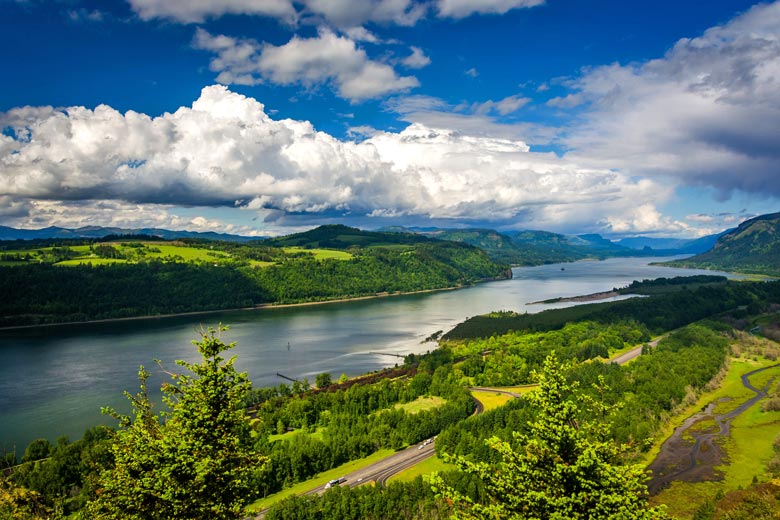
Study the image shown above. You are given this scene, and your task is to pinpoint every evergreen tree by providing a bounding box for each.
[84,325,265,519]
[431,353,667,519]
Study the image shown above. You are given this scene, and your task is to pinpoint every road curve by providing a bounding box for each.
[252,338,661,518]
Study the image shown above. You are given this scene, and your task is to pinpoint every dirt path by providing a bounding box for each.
[646,363,779,495]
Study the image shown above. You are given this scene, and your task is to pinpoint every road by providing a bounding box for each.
[252,337,663,518]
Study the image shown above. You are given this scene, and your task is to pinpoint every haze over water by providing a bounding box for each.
[0,257,738,451]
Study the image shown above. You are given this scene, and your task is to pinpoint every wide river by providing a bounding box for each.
[0,257,738,451]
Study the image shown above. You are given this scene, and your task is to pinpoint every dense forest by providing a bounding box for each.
[0,226,509,327]
[4,275,780,518]
[443,278,780,340]
[663,211,780,276]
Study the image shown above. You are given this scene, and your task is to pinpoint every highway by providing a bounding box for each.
[252,336,663,518]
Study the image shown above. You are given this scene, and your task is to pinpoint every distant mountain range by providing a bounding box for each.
[382,226,724,266]
[0,222,728,266]
[0,225,261,242]
[663,212,780,276]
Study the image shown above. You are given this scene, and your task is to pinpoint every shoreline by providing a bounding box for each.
[526,289,621,305]
[0,284,471,332]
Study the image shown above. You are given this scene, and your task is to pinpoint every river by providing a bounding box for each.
[0,257,738,451]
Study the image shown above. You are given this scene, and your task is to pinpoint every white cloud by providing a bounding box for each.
[402,46,431,69]
[193,28,419,101]
[303,0,427,28]
[464,67,479,77]
[472,94,531,115]
[545,93,583,109]
[437,0,544,19]
[602,203,689,235]
[127,0,297,24]
[0,85,676,234]
[386,94,553,143]
[561,2,780,198]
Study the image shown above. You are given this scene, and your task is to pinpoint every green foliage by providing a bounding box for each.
[663,211,780,276]
[315,372,332,388]
[84,326,265,519]
[266,476,451,520]
[9,428,113,515]
[445,279,780,340]
[0,478,53,520]
[0,233,508,326]
[431,354,668,519]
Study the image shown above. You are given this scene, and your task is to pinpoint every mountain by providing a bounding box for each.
[616,233,723,254]
[663,212,780,276]
[0,225,260,242]
[263,224,434,248]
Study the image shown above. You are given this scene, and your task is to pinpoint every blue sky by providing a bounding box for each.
[1,0,779,237]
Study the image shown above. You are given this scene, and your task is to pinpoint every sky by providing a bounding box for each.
[1,0,779,238]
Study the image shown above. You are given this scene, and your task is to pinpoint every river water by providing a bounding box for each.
[0,257,737,451]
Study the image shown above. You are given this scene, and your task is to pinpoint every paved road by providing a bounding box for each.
[253,337,663,518]
[610,337,662,365]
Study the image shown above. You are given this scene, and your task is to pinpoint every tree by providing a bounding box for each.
[84,325,266,519]
[431,353,667,520]
[316,372,332,389]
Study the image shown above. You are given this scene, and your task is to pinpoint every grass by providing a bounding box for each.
[388,455,456,484]
[244,448,395,513]
[268,427,326,443]
[394,396,446,414]
[283,247,353,260]
[471,390,514,411]
[650,357,780,518]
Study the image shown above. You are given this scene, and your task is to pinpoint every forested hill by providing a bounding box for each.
[0,227,509,327]
[263,224,432,248]
[663,211,780,276]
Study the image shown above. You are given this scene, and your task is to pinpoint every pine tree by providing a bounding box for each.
[84,325,265,519]
[431,353,667,519]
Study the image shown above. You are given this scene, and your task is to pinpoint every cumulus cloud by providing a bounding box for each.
[386,94,553,143]
[0,85,676,234]
[437,0,544,19]
[127,0,297,24]
[401,46,431,69]
[303,0,427,28]
[561,2,780,198]
[127,0,428,27]
[193,28,419,101]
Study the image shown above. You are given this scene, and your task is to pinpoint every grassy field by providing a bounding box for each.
[394,396,446,414]
[245,449,395,513]
[268,426,326,443]
[471,390,515,411]
[282,246,353,260]
[650,356,780,518]
[388,455,455,484]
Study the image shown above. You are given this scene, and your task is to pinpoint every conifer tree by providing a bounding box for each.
[431,353,667,519]
[84,325,265,519]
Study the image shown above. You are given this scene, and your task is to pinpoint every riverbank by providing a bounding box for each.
[526,289,620,305]
[0,284,469,332]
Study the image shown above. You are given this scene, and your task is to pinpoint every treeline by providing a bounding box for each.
[435,322,730,462]
[0,242,507,327]
[251,361,474,496]
[0,263,268,327]
[444,279,780,340]
[265,473,485,520]
[1,349,472,515]
[450,320,650,386]
[247,245,507,303]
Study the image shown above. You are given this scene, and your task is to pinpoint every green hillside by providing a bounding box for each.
[664,212,780,276]
[0,226,509,327]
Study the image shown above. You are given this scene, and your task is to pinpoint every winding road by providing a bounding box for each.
[252,337,661,518]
